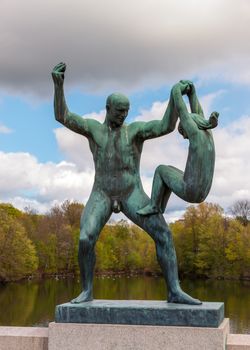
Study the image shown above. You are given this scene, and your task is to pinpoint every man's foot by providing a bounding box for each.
[71,290,93,304]
[168,290,202,305]
[137,204,159,216]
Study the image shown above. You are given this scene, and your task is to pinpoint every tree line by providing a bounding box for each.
[0,200,249,282]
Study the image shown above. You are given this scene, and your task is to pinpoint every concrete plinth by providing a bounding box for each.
[0,326,48,350]
[48,318,229,350]
[55,300,224,328]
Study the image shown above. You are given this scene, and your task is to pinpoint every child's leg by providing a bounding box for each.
[137,165,184,216]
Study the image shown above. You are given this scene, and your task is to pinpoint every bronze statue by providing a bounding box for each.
[52,63,217,305]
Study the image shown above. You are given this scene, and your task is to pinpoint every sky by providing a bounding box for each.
[0,0,250,222]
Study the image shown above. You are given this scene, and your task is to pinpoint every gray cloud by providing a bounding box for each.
[1,0,250,97]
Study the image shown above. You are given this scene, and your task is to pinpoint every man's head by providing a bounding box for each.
[106,93,130,128]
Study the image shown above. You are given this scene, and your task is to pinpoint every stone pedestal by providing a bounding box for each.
[48,319,230,350]
[51,300,228,349]
[55,300,224,327]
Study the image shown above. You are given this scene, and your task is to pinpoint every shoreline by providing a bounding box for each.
[1,270,250,284]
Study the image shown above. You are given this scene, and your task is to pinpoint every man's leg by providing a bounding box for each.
[123,188,201,305]
[71,190,112,303]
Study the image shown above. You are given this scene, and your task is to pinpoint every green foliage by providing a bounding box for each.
[0,203,23,218]
[22,200,83,275]
[0,205,38,281]
[96,222,159,274]
[0,200,249,282]
[172,202,250,279]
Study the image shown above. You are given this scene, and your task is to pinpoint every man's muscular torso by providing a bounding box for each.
[89,122,143,199]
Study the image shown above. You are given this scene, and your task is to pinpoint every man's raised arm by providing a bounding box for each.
[52,63,96,137]
[180,80,204,117]
[173,81,218,130]
[133,90,178,141]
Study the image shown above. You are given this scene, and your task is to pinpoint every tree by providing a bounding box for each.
[95,222,159,274]
[1,199,249,281]
[21,201,84,275]
[172,203,225,277]
[0,206,38,281]
[230,200,250,226]
[61,200,84,228]
[171,202,250,279]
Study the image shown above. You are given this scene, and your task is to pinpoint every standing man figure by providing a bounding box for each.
[52,62,201,305]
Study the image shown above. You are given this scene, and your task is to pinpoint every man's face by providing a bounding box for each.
[108,101,130,127]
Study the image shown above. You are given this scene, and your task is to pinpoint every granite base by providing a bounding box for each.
[55,300,224,328]
[49,318,229,350]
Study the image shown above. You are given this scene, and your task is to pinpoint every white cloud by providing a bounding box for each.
[54,128,94,171]
[0,151,94,212]
[3,196,60,214]
[1,0,250,97]
[135,101,168,123]
[164,209,186,224]
[0,123,13,134]
[54,109,105,171]
[199,90,225,116]
[207,116,250,210]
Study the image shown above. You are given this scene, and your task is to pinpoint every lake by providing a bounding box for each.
[0,276,249,334]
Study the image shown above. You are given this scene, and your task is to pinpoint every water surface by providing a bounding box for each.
[0,276,249,334]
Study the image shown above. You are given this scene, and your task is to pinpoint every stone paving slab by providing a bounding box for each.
[0,326,48,350]
[227,334,250,350]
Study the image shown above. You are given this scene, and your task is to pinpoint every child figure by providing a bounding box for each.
[137,80,219,216]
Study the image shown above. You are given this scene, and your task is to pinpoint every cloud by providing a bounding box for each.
[135,101,168,123]
[1,0,250,97]
[199,90,225,116]
[54,109,105,171]
[0,123,13,134]
[4,196,60,214]
[0,151,94,212]
[207,116,250,210]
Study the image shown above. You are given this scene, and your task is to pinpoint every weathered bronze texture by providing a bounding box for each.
[52,64,218,305]
[137,80,218,216]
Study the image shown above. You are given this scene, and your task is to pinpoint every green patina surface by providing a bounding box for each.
[52,63,218,306]
[55,300,224,327]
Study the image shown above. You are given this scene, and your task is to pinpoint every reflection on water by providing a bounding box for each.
[0,276,249,334]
